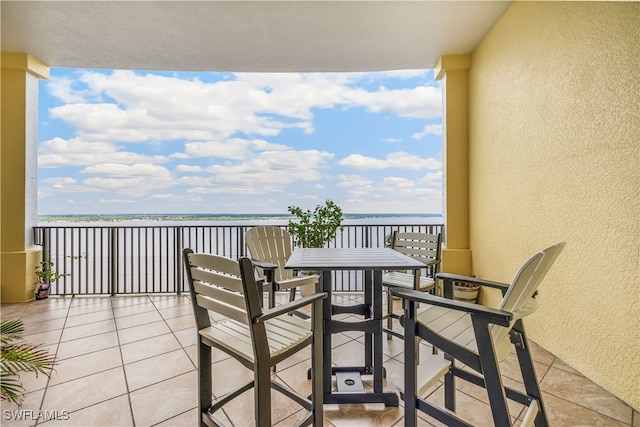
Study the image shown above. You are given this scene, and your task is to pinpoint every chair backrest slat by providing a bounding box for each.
[191,267,244,294]
[246,226,294,282]
[184,249,263,330]
[196,293,248,325]
[391,232,441,268]
[499,242,566,315]
[490,242,565,349]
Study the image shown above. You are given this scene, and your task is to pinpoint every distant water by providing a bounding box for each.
[37,213,443,227]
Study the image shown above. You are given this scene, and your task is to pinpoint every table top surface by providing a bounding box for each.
[285,247,425,271]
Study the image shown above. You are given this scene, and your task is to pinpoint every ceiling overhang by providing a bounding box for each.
[2,1,511,73]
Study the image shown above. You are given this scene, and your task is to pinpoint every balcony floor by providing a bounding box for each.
[1,293,637,426]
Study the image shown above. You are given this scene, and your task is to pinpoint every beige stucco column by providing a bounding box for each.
[1,53,49,302]
[434,55,472,275]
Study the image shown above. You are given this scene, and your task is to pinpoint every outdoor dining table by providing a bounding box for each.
[285,247,424,406]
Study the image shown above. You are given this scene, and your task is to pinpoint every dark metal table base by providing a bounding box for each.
[329,368,399,406]
[285,249,423,409]
[322,269,399,407]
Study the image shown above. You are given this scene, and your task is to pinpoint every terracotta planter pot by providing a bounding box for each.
[453,284,479,303]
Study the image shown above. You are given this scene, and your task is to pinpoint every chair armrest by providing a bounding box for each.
[250,259,278,270]
[418,259,440,267]
[390,288,512,327]
[255,292,327,323]
[436,273,509,291]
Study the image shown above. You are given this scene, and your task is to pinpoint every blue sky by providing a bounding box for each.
[38,68,443,215]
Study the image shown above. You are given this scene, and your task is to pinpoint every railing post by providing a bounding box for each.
[364,225,370,248]
[175,226,184,294]
[109,227,117,296]
[238,226,246,257]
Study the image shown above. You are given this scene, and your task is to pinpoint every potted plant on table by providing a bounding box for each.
[287,199,344,248]
[34,260,68,300]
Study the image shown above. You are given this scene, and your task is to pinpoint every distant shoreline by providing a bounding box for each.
[37,213,443,225]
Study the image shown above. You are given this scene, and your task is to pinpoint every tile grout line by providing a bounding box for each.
[142,294,199,426]
[112,294,138,427]
[33,296,74,427]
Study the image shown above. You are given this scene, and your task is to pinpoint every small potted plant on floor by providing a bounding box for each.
[287,199,344,248]
[34,260,68,300]
[452,281,480,303]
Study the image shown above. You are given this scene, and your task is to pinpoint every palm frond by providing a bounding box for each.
[0,320,25,344]
[0,371,24,404]
[1,319,56,405]
[2,343,56,376]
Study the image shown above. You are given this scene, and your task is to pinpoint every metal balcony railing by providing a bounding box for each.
[33,222,444,295]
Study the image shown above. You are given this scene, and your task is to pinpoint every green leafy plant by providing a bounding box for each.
[34,260,69,284]
[34,260,69,299]
[1,320,56,404]
[287,199,344,248]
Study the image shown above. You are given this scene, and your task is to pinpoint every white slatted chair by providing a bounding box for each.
[245,226,319,316]
[383,231,441,339]
[392,242,565,427]
[183,249,326,427]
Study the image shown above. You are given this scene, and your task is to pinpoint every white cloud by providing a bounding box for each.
[47,76,87,103]
[175,165,203,173]
[382,137,403,144]
[336,173,442,214]
[337,174,374,196]
[81,163,175,196]
[39,137,167,167]
[39,69,444,214]
[205,150,334,191]
[412,124,443,139]
[176,138,288,161]
[347,85,441,119]
[43,177,78,187]
[46,70,441,146]
[419,171,443,186]
[339,152,441,171]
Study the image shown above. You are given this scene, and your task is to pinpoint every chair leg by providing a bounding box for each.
[403,299,418,427]
[198,341,212,427]
[512,321,549,426]
[255,358,272,427]
[386,287,393,340]
[474,321,511,426]
[444,354,456,411]
[311,301,324,426]
[269,284,276,309]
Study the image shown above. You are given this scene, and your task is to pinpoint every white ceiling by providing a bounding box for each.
[1,1,511,72]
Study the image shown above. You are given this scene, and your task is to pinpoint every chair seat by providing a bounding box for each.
[417,305,477,351]
[383,271,435,292]
[200,314,312,363]
[416,305,513,362]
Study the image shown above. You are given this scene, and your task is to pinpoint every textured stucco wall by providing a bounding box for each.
[468,2,639,410]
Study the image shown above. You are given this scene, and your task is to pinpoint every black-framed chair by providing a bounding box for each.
[382,231,441,339]
[245,226,319,317]
[183,249,326,427]
[392,242,565,427]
